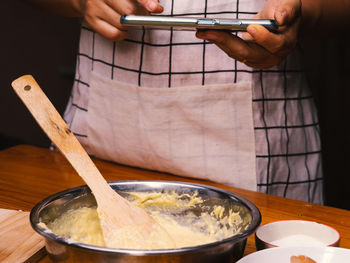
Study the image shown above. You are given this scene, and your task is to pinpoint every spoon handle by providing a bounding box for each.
[11,75,114,199]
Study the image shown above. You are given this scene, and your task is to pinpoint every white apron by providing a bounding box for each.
[64,0,324,203]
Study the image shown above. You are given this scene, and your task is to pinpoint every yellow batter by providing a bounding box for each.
[39,191,244,249]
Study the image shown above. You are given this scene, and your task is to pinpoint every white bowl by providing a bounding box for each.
[255,220,340,250]
[237,246,350,263]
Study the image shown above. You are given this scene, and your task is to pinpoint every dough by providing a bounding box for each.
[39,191,244,249]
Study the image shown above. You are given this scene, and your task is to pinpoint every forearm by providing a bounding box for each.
[23,0,84,17]
[301,0,350,36]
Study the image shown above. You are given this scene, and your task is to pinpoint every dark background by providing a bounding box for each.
[0,1,80,149]
[1,1,349,210]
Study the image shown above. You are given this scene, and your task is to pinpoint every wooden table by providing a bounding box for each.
[1,145,350,262]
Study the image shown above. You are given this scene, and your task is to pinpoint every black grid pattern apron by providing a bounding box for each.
[64,0,324,204]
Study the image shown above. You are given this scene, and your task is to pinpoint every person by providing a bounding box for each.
[23,0,343,204]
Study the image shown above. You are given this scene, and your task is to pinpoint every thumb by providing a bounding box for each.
[275,0,301,26]
[138,0,164,13]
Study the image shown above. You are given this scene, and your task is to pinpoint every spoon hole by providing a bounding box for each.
[24,85,31,91]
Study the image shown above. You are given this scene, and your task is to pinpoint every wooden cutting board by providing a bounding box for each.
[0,208,46,263]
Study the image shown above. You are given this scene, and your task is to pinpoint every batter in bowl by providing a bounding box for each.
[39,191,245,249]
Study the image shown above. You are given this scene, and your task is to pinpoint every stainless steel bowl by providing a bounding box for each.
[30,181,261,263]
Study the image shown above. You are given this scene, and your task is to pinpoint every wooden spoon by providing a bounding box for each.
[12,75,174,249]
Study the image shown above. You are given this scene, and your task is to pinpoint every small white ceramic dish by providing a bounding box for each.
[255,220,340,250]
[237,246,350,263]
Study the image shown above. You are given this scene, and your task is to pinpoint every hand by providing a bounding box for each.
[195,0,302,69]
[78,0,163,41]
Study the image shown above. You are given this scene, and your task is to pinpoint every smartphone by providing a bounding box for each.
[120,15,278,32]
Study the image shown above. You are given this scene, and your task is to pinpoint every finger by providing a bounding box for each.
[87,16,128,41]
[242,13,260,41]
[246,24,296,54]
[110,0,162,14]
[242,32,254,41]
[107,0,149,16]
[196,30,282,69]
[241,32,254,41]
[85,1,130,32]
[196,30,250,62]
[137,0,163,13]
[243,41,283,68]
[275,0,301,26]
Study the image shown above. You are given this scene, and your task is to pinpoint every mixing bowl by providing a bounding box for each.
[30,180,261,263]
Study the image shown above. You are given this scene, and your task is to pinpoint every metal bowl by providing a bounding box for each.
[30,180,261,263]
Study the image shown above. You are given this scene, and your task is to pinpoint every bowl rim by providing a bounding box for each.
[30,180,261,255]
[255,219,341,248]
